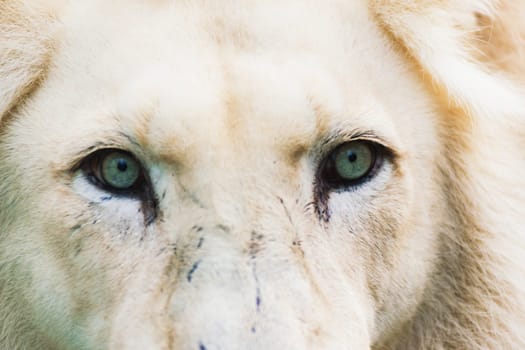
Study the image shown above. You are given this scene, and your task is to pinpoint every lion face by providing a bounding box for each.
[2,1,524,349]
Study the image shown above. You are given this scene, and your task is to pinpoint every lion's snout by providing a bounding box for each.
[109,224,371,350]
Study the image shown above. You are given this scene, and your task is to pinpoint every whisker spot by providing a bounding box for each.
[187,260,202,282]
[197,237,204,248]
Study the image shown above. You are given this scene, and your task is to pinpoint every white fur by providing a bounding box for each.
[1,1,524,349]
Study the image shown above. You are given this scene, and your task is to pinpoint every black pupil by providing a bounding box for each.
[117,159,128,172]
[347,151,357,163]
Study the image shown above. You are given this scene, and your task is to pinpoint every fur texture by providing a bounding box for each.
[1,1,524,349]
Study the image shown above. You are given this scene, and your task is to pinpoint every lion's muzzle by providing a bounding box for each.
[108,223,371,350]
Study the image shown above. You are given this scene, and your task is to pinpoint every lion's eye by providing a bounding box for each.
[82,150,144,193]
[79,149,157,222]
[101,152,141,189]
[333,142,374,181]
[320,141,382,188]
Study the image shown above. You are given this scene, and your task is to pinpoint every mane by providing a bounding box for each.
[476,1,525,80]
[0,1,59,125]
[370,1,525,348]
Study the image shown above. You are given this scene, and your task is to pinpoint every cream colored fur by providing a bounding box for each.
[1,1,524,349]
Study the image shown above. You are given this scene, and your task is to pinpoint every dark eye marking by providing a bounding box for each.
[314,135,394,222]
[77,148,158,224]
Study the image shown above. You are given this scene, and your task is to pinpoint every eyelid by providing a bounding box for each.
[310,129,401,165]
[81,148,142,174]
[54,131,142,173]
[69,144,126,172]
[70,146,148,176]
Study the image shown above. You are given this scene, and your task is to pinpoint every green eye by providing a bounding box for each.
[320,141,381,188]
[80,149,157,222]
[333,141,374,181]
[100,151,141,190]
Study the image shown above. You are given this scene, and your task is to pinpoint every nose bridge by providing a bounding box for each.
[171,237,257,348]
[162,222,372,350]
[165,224,287,348]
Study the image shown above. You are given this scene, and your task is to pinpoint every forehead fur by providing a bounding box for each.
[3,0,524,131]
[29,0,421,157]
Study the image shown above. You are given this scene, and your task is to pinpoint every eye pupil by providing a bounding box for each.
[117,159,128,172]
[347,152,358,163]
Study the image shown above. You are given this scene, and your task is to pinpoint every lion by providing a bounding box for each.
[1,0,525,349]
